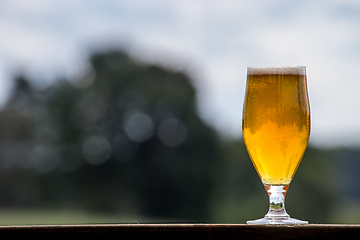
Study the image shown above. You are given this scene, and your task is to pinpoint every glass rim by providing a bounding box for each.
[247,66,306,76]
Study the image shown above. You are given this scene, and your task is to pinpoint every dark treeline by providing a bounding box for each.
[0,49,358,223]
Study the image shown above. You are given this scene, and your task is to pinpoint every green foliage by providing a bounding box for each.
[208,139,266,223]
[0,50,222,222]
[286,147,338,223]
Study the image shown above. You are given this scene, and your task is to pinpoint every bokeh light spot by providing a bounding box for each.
[82,136,111,165]
[29,144,61,173]
[124,110,154,142]
[157,118,187,147]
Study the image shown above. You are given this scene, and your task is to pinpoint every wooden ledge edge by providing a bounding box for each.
[0,223,359,229]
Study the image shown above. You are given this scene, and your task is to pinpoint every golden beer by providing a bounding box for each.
[242,67,310,185]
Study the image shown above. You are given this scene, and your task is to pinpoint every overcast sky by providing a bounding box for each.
[0,0,360,148]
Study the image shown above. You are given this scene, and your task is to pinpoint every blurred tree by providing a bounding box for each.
[208,139,266,223]
[0,50,223,221]
[286,146,338,223]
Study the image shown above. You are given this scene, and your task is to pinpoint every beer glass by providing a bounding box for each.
[242,66,310,224]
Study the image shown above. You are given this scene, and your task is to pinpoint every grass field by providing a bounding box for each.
[1,204,360,225]
[0,208,168,226]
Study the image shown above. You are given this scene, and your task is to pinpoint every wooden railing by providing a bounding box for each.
[1,224,360,239]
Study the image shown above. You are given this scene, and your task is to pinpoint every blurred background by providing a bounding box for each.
[0,0,359,225]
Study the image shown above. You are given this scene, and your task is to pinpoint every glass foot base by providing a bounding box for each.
[247,216,308,225]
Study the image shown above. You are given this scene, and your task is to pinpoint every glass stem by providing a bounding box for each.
[264,184,290,220]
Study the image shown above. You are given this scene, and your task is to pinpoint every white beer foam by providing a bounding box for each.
[247,66,306,76]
